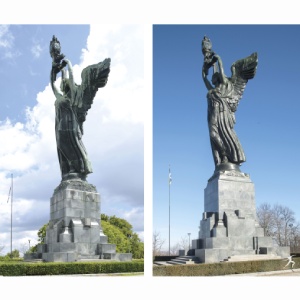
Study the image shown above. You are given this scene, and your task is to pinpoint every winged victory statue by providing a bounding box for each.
[201,36,258,170]
[49,35,111,181]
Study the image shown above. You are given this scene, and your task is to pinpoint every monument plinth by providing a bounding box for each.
[192,166,289,263]
[36,179,132,262]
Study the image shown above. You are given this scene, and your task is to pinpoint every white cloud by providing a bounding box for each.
[0,25,14,48]
[31,42,43,58]
[0,24,144,255]
[0,25,21,61]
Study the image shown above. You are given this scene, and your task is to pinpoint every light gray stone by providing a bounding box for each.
[192,171,290,263]
[36,179,131,262]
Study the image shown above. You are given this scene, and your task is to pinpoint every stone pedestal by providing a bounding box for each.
[36,179,132,262]
[192,165,290,263]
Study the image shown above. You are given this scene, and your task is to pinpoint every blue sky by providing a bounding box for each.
[0,25,90,122]
[0,24,144,256]
[153,24,300,252]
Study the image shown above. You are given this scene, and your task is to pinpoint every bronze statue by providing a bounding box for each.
[202,36,258,169]
[50,35,111,181]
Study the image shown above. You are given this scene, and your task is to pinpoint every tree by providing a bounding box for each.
[101,219,131,253]
[5,249,20,258]
[257,202,274,236]
[106,215,133,237]
[101,214,144,259]
[179,236,189,253]
[153,231,165,257]
[257,203,299,249]
[272,204,295,246]
[129,233,144,259]
[18,243,31,256]
[37,223,48,244]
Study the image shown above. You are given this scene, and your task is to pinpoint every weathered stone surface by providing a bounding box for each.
[192,171,290,263]
[36,179,130,262]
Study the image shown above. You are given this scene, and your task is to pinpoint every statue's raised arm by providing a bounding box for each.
[49,35,111,181]
[201,36,258,170]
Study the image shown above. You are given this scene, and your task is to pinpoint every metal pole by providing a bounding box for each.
[169,169,170,256]
[188,233,191,250]
[11,173,13,257]
[168,165,171,256]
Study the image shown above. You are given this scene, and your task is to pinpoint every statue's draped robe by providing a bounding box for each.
[54,58,110,179]
[55,92,92,178]
[207,79,246,166]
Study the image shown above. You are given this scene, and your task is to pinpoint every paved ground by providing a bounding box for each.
[222,268,300,276]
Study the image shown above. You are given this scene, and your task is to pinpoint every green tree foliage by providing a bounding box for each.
[101,220,131,253]
[37,223,48,244]
[31,223,48,253]
[101,214,144,259]
[108,215,133,237]
[5,249,20,258]
[130,233,144,259]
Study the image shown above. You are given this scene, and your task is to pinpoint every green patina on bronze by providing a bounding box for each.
[202,36,258,169]
[50,35,111,181]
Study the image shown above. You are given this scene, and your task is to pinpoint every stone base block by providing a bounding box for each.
[103,253,132,261]
[179,250,186,256]
[192,239,203,249]
[98,243,116,254]
[228,236,255,251]
[37,244,47,253]
[100,234,108,244]
[193,170,291,263]
[195,248,229,263]
[36,179,131,262]
[229,249,256,256]
[78,254,101,260]
[205,237,229,249]
[42,252,78,262]
[24,253,42,260]
[212,225,227,237]
[260,246,290,257]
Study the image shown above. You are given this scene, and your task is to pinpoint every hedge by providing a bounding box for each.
[0,260,144,276]
[153,257,300,276]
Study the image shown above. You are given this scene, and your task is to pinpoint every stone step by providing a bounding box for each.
[78,255,101,260]
[223,254,282,262]
[169,256,200,265]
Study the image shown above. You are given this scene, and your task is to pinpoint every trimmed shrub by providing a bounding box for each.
[0,260,144,276]
[153,257,300,276]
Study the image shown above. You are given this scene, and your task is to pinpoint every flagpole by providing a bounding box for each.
[168,165,171,256]
[11,173,13,257]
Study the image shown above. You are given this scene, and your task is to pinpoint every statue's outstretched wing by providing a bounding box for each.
[73,58,111,113]
[229,52,258,111]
